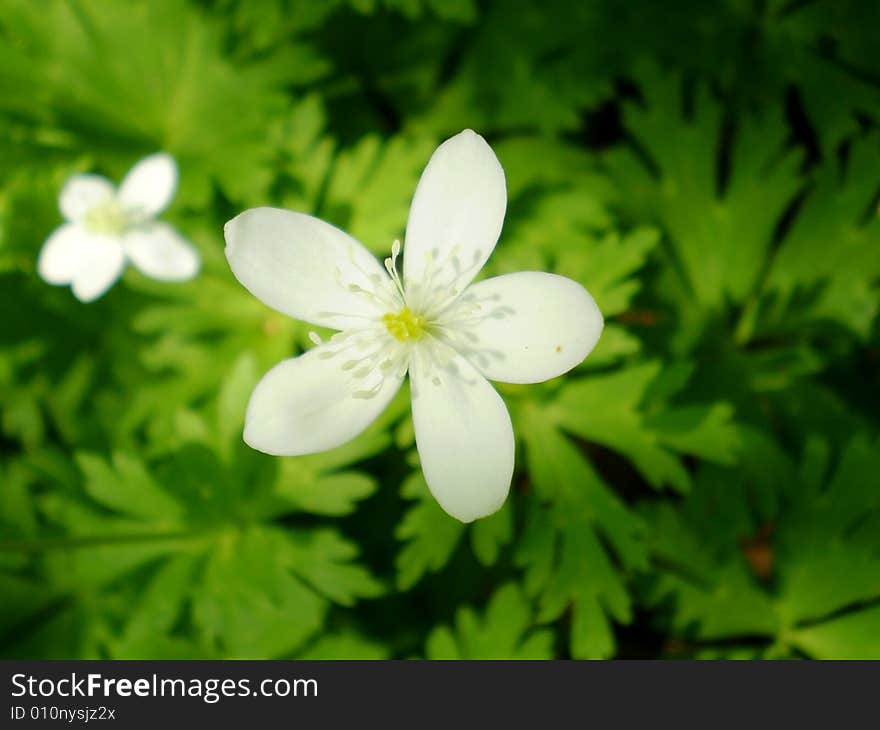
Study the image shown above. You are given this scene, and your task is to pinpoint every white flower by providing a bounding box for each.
[225,130,603,522]
[38,153,200,302]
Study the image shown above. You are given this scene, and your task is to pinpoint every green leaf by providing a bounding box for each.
[426,584,554,659]
[470,502,512,567]
[284,529,383,606]
[516,412,646,658]
[607,67,803,308]
[0,0,310,206]
[109,554,198,659]
[75,452,183,524]
[298,631,389,660]
[395,472,464,590]
[790,606,880,660]
[19,447,383,658]
[322,134,436,253]
[551,363,739,492]
[278,471,378,517]
[643,433,880,658]
[194,528,326,658]
[762,135,880,339]
[409,2,610,135]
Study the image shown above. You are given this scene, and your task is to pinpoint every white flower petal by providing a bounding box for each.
[244,344,403,456]
[410,347,514,522]
[59,175,115,222]
[118,153,178,219]
[69,238,126,302]
[225,207,391,330]
[403,129,507,297]
[38,223,93,284]
[38,224,126,301]
[452,271,603,384]
[125,222,200,281]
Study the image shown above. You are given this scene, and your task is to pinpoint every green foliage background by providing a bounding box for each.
[1,0,879,660]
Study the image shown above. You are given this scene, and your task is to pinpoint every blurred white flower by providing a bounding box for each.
[225,130,603,522]
[38,153,199,302]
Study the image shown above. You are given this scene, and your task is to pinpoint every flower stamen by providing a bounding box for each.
[83,198,129,236]
[383,306,427,342]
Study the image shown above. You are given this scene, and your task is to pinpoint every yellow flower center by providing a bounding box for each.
[383,307,427,342]
[84,198,129,235]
